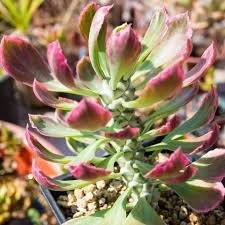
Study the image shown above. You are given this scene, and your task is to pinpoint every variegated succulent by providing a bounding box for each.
[1,2,225,225]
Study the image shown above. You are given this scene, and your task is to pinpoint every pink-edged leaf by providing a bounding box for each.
[66,163,111,181]
[79,2,99,41]
[141,8,168,58]
[140,115,181,140]
[164,87,218,141]
[88,5,112,78]
[144,83,199,132]
[76,56,103,92]
[191,123,219,154]
[147,12,192,68]
[55,108,67,125]
[29,114,84,138]
[163,123,220,153]
[107,24,141,89]
[33,79,77,110]
[169,180,225,213]
[155,115,181,135]
[66,99,112,131]
[183,42,217,87]
[47,41,75,88]
[32,160,61,189]
[32,159,104,191]
[166,166,198,184]
[124,64,184,108]
[26,126,73,163]
[193,148,225,182]
[145,148,189,179]
[105,127,139,139]
[0,36,51,86]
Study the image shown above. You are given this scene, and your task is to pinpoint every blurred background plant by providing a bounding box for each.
[0,0,44,34]
[0,124,57,225]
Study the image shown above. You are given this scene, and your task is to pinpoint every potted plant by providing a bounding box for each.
[1,2,225,225]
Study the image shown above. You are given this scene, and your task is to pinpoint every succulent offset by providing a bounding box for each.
[1,2,225,224]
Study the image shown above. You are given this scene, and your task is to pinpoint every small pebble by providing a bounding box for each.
[74,189,84,199]
[96,180,106,190]
[179,205,188,219]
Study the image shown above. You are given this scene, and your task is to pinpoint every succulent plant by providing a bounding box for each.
[1,2,225,224]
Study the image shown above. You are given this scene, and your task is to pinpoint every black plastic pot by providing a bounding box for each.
[0,75,19,123]
[40,174,71,225]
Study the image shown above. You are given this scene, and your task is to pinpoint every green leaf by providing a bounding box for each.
[63,209,108,225]
[52,173,121,191]
[123,197,165,225]
[147,12,191,68]
[143,84,199,134]
[98,152,123,170]
[141,9,168,61]
[88,5,112,78]
[168,180,225,213]
[134,161,154,175]
[164,88,217,141]
[66,137,89,154]
[103,188,131,225]
[69,139,109,165]
[43,79,99,97]
[29,114,91,138]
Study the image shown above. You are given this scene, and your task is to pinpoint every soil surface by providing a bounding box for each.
[57,180,225,225]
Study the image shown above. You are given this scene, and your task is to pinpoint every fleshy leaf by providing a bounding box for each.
[146,12,192,68]
[105,127,139,139]
[134,161,154,176]
[190,123,219,154]
[88,5,112,78]
[97,152,123,170]
[155,124,220,153]
[183,42,217,87]
[26,126,73,163]
[123,197,165,225]
[68,138,109,165]
[79,2,99,41]
[145,148,189,179]
[166,166,198,184]
[140,115,181,140]
[169,180,225,213]
[164,87,218,141]
[66,99,112,131]
[34,161,120,191]
[66,163,111,180]
[131,12,192,83]
[103,188,130,225]
[32,160,61,190]
[76,56,103,92]
[140,8,168,60]
[193,148,225,182]
[33,80,77,110]
[29,114,86,138]
[143,83,199,133]
[47,41,75,88]
[124,64,184,108]
[107,24,141,89]
[0,36,51,86]
[63,209,108,225]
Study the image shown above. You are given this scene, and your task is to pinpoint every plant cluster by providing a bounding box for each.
[0,2,225,224]
[0,0,43,33]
